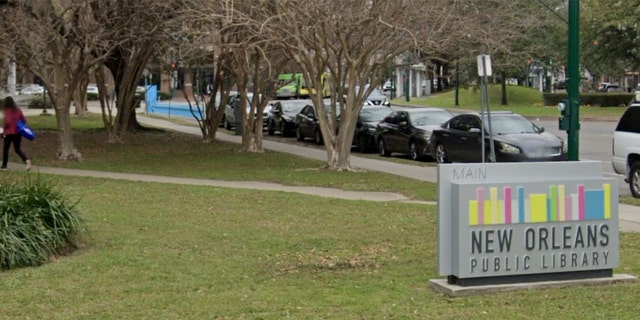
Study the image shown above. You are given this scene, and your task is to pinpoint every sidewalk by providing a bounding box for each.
[17,104,640,232]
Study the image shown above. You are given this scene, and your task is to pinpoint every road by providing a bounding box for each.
[535,119,628,196]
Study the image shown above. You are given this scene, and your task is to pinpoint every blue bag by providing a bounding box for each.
[18,120,35,140]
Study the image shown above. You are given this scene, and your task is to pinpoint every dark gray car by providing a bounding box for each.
[375,108,454,161]
[267,99,310,137]
[429,111,567,163]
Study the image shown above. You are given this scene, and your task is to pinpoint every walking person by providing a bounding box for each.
[1,96,32,171]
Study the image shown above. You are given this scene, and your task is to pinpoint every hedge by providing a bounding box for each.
[543,92,635,107]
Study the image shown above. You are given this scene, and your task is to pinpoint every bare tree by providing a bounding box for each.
[193,0,288,151]
[167,4,236,144]
[88,0,184,143]
[262,0,464,170]
[0,0,113,160]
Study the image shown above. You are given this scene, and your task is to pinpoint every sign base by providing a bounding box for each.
[430,273,636,297]
[448,269,612,287]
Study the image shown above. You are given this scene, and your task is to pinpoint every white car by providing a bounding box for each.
[86,85,99,94]
[19,85,44,95]
[612,102,640,197]
[222,94,271,130]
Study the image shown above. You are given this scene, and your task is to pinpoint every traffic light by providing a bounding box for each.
[558,99,570,131]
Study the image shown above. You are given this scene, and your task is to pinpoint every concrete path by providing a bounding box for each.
[13,104,640,232]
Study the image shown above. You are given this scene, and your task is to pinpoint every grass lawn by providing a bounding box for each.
[20,114,437,201]
[393,84,628,121]
[0,100,638,319]
[0,175,639,319]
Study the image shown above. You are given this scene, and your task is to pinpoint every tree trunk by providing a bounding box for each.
[53,95,82,160]
[244,119,264,152]
[73,87,88,117]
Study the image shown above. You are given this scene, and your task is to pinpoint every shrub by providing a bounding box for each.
[157,91,173,100]
[27,97,52,109]
[0,175,85,270]
[87,93,99,101]
[544,92,634,107]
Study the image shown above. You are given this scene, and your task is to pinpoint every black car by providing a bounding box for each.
[352,105,393,153]
[295,100,336,145]
[267,99,310,137]
[375,108,454,161]
[429,111,567,163]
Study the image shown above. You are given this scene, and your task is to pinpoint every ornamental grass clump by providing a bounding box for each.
[0,175,84,270]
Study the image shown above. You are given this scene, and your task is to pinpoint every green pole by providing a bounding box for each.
[405,68,410,102]
[454,61,459,106]
[567,0,580,161]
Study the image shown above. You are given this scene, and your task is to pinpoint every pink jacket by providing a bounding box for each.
[3,107,26,135]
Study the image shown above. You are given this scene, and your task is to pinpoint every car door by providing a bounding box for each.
[226,95,238,124]
[437,116,464,161]
[377,112,400,152]
[395,111,412,154]
[457,115,484,162]
[271,102,283,128]
[298,105,316,138]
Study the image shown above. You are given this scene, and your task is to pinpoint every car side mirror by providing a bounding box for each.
[538,126,545,133]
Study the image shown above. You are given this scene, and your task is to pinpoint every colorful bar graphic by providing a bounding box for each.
[468,184,612,226]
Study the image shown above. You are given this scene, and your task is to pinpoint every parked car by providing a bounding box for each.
[612,103,640,197]
[598,83,621,92]
[553,81,566,91]
[19,84,44,95]
[295,100,335,144]
[607,85,622,93]
[351,105,393,153]
[267,99,310,136]
[429,111,567,163]
[86,84,99,95]
[135,85,147,99]
[375,108,454,160]
[222,94,271,130]
[348,85,390,107]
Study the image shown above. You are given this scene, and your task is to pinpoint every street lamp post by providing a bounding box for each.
[405,67,410,102]
[566,0,580,161]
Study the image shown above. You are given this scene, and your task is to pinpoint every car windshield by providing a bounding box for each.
[282,100,310,113]
[368,88,385,97]
[410,110,452,126]
[485,114,539,134]
[314,101,340,116]
[360,107,391,122]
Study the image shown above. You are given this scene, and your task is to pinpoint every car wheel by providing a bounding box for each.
[378,139,390,157]
[280,123,287,137]
[357,135,369,153]
[296,127,304,141]
[630,162,640,198]
[267,121,275,136]
[224,118,232,130]
[314,129,323,145]
[435,143,450,163]
[409,141,421,161]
